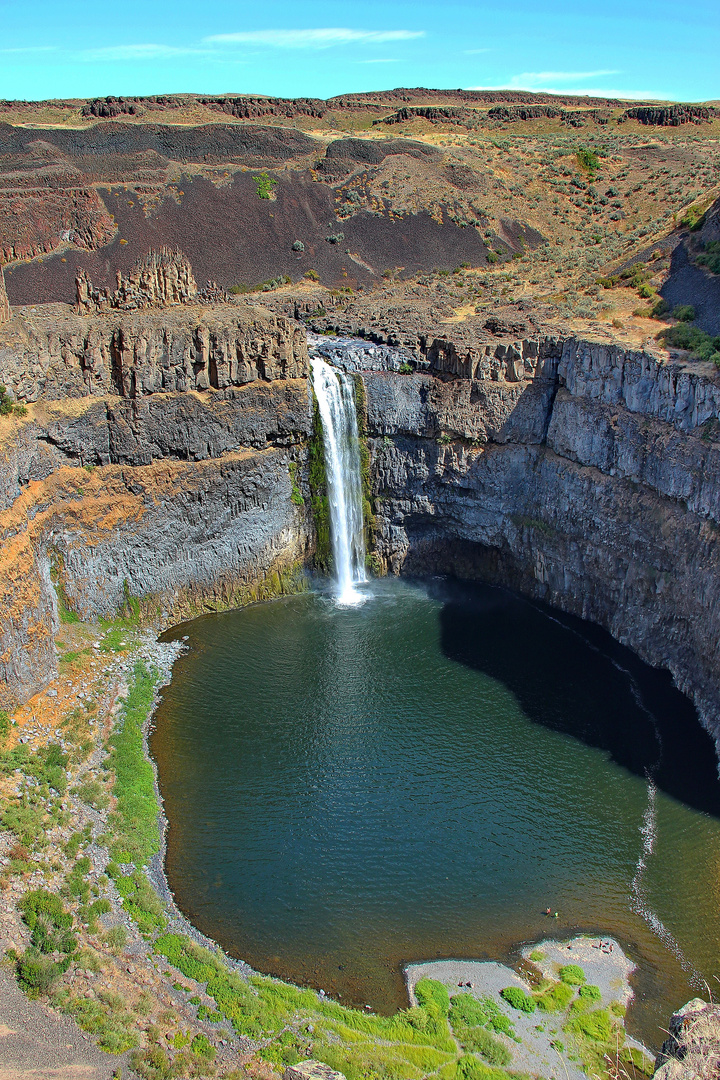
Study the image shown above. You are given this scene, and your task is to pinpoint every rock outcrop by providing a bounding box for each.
[0,301,308,401]
[654,998,720,1079]
[0,265,8,324]
[76,248,197,313]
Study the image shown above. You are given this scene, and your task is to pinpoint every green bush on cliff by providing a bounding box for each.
[658,322,720,365]
[0,384,27,417]
[697,241,720,275]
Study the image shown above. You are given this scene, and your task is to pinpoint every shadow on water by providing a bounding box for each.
[430,576,720,819]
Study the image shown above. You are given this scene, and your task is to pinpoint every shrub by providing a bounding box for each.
[672,304,696,322]
[577,148,600,175]
[696,241,720,275]
[0,385,27,417]
[325,232,345,244]
[253,172,278,199]
[398,362,413,374]
[559,964,586,986]
[304,269,320,281]
[681,206,705,231]
[292,240,305,251]
[73,778,109,811]
[658,322,720,364]
[16,950,69,995]
[19,889,75,954]
[500,986,535,1013]
[578,984,602,1004]
[191,1033,216,1060]
[103,925,128,951]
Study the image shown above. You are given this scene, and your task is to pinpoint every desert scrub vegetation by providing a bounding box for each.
[11,890,77,996]
[253,171,278,199]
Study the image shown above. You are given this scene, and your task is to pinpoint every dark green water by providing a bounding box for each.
[152,578,720,1048]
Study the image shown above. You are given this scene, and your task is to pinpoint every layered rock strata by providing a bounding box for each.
[0,301,307,401]
[359,338,720,740]
[0,303,312,708]
[0,266,8,325]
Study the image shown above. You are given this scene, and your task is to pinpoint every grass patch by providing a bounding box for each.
[105,662,160,866]
[155,934,458,1076]
[459,1027,512,1067]
[500,987,535,1013]
[535,981,574,1013]
[449,994,515,1039]
[559,964,586,986]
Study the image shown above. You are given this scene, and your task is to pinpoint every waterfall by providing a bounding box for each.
[310,357,367,605]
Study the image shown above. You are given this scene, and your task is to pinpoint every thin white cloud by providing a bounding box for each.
[80,43,203,61]
[0,45,57,54]
[507,70,620,87]
[468,81,672,100]
[203,28,425,49]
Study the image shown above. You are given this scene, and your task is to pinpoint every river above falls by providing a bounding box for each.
[152,577,720,1048]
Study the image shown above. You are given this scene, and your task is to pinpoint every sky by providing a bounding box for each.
[0,0,718,104]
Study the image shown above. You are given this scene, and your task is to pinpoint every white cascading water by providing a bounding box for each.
[310,357,367,605]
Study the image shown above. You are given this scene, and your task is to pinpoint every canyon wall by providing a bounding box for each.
[359,339,720,740]
[0,303,312,708]
[2,293,720,746]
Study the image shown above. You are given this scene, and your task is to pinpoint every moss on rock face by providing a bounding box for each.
[309,394,331,572]
[352,374,376,566]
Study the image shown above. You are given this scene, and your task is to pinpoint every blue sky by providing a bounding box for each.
[1,0,718,103]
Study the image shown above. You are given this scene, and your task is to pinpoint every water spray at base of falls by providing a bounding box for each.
[310,357,367,606]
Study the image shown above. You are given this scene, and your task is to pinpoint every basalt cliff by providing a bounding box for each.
[2,288,720,754]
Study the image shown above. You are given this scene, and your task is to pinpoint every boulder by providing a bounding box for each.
[285,1061,346,1080]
